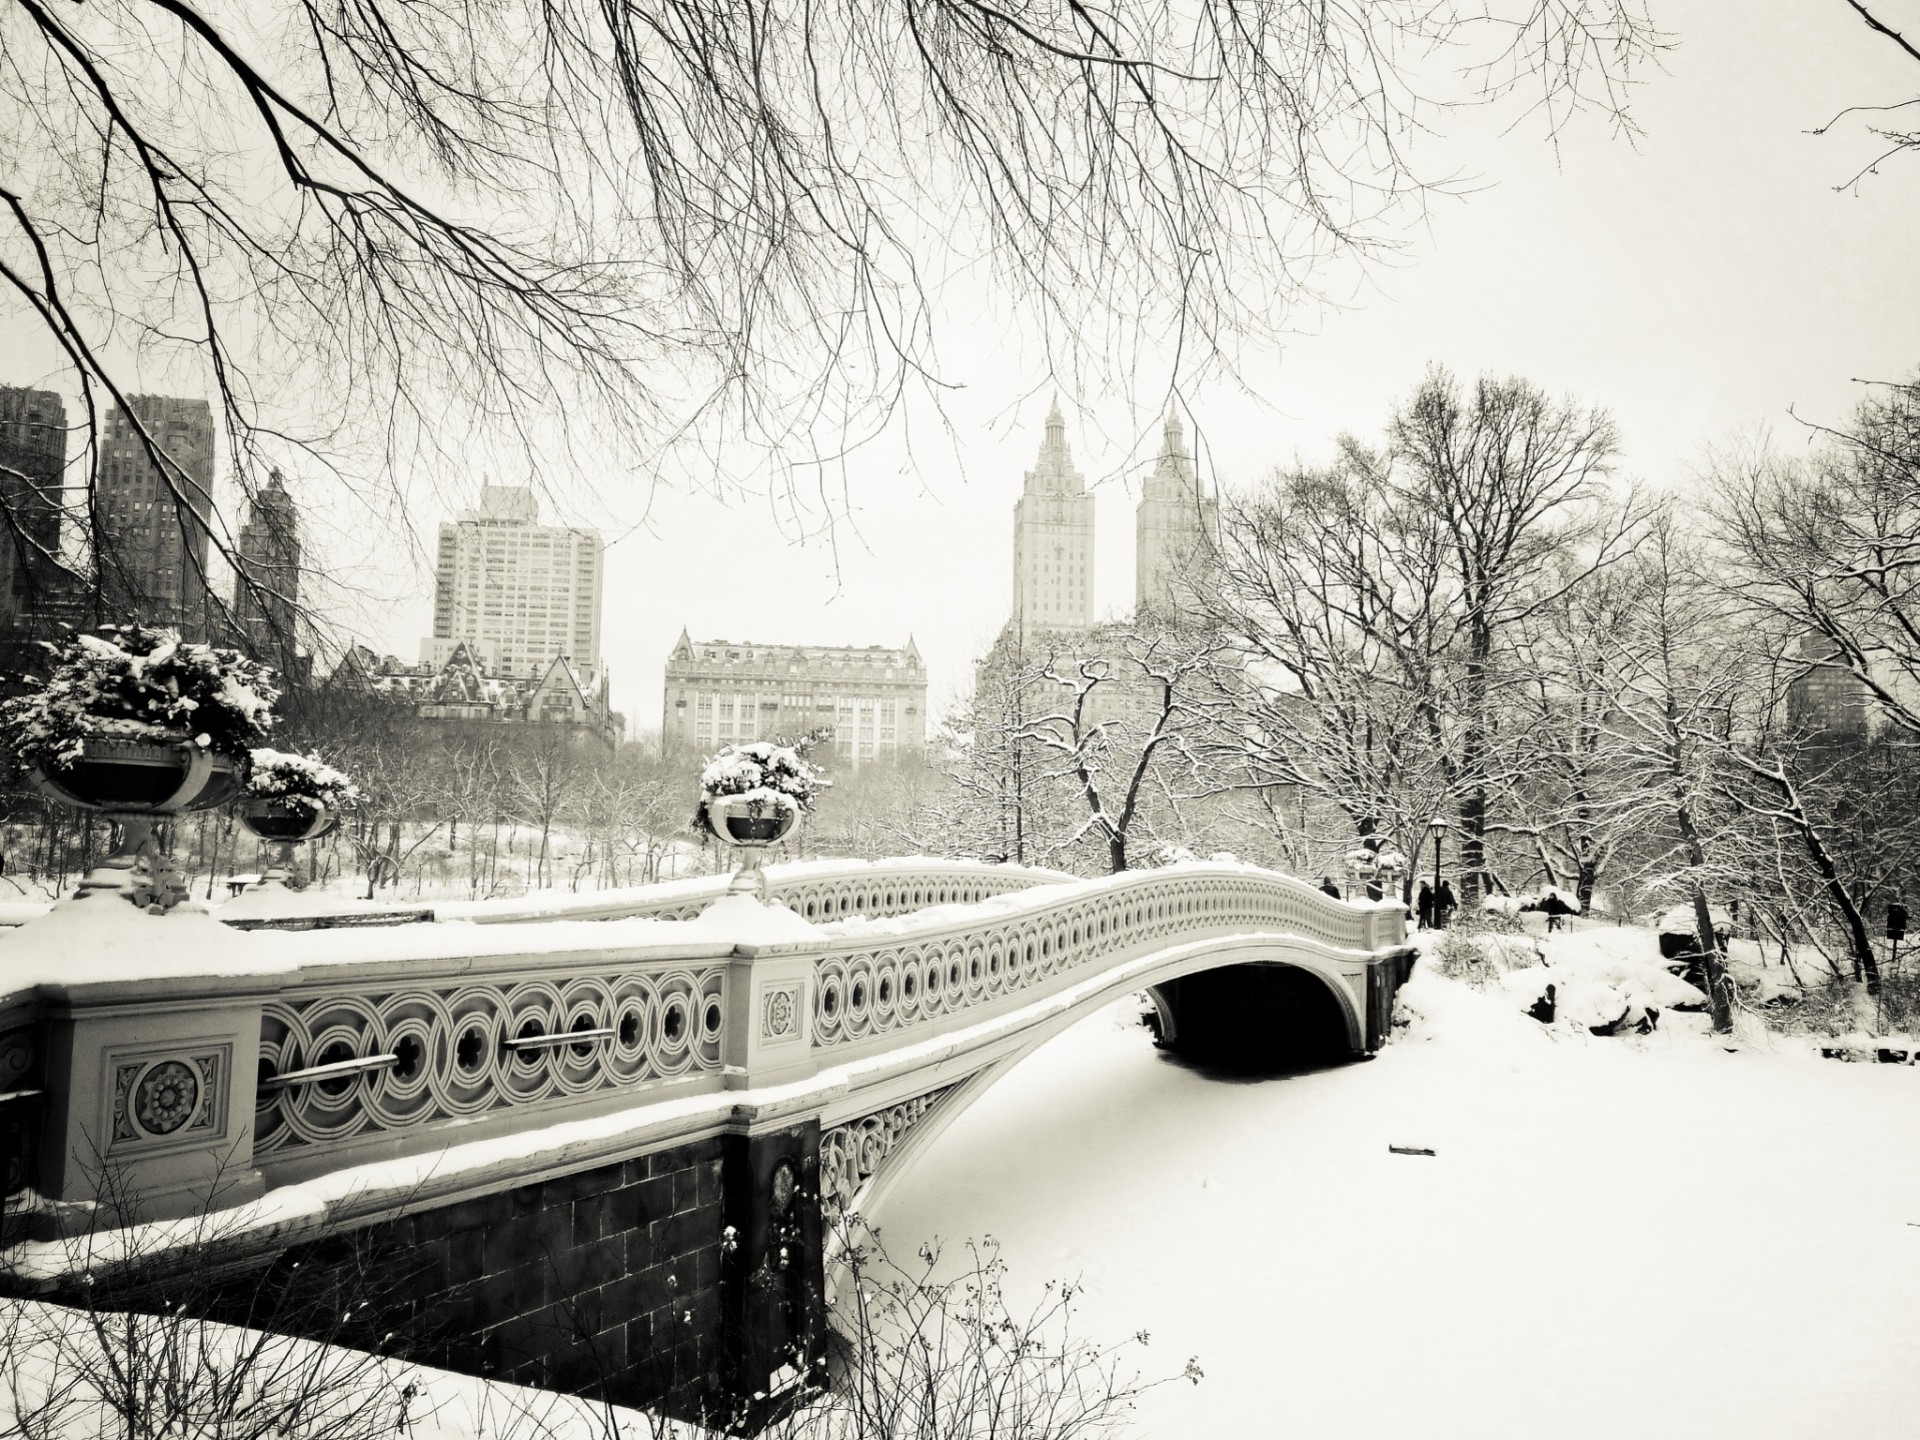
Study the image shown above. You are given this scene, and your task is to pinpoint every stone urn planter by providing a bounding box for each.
[695,742,826,900]
[4,625,280,913]
[239,796,339,894]
[701,792,798,897]
[240,795,339,845]
[29,739,244,912]
[236,751,359,897]
[31,736,242,817]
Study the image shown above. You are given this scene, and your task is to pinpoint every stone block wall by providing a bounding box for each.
[264,1137,731,1421]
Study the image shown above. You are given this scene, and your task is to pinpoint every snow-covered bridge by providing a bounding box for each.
[0,859,1411,1424]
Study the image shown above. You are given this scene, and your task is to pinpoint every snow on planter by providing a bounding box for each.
[1,623,278,771]
[244,748,362,814]
[693,739,828,839]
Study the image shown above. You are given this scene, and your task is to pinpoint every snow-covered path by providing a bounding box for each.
[876,995,1920,1439]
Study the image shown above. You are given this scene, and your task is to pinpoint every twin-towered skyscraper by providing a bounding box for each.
[1009,398,1219,637]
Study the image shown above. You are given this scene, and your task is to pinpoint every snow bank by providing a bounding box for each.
[878,992,1920,1440]
[1416,923,1707,1039]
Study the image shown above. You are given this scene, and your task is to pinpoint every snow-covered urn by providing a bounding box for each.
[695,741,828,897]
[240,749,360,891]
[241,749,359,842]
[2,625,278,911]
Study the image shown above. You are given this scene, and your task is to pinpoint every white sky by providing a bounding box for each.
[4,0,1917,735]
[577,0,1920,732]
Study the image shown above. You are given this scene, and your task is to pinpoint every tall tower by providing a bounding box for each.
[94,396,215,638]
[1011,398,1096,635]
[0,386,71,630]
[1135,410,1218,616]
[425,483,604,679]
[235,469,302,671]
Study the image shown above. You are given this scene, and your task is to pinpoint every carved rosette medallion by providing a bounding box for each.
[134,1060,200,1134]
[761,986,799,1040]
[108,1047,227,1151]
[819,1085,954,1213]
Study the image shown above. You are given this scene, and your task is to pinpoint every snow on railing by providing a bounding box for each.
[229,856,1073,929]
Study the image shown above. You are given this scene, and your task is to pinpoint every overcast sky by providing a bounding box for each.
[5,1,1916,737]
[554,0,1918,732]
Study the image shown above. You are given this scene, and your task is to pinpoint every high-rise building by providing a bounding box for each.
[1135,410,1218,616]
[234,469,302,673]
[663,633,927,768]
[1011,398,1096,635]
[424,484,603,679]
[0,386,71,630]
[94,395,215,637]
[1786,633,1874,739]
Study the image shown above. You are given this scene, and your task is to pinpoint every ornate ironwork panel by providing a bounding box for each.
[811,871,1382,1048]
[254,962,727,1156]
[819,1086,954,1212]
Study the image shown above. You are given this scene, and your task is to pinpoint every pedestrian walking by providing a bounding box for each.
[1416,881,1434,930]
[1435,879,1458,929]
[1318,876,1342,900]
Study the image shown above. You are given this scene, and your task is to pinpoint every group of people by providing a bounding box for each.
[1417,880,1458,930]
[1316,874,1459,931]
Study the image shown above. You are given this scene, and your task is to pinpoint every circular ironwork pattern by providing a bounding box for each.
[0,1022,34,1093]
[134,1060,200,1135]
[819,1087,954,1213]
[811,872,1374,1047]
[255,963,728,1155]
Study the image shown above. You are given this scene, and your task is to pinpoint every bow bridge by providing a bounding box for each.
[1,859,1411,1426]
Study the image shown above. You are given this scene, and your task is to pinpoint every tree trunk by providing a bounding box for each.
[1687,884,1734,1034]
[1673,803,1734,1033]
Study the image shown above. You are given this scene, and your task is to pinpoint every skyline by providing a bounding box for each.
[2,1,1917,734]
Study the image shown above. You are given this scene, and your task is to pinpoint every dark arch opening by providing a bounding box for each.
[1148,963,1352,1071]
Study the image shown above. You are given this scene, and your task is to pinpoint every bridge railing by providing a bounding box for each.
[2,863,1402,1232]
[801,864,1403,1055]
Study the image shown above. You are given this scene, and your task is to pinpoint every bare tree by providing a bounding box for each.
[1499,557,1669,909]
[1379,368,1641,903]
[1711,376,1920,736]
[1204,461,1456,889]
[1009,618,1230,873]
[509,730,586,892]
[0,0,1663,638]
[1587,516,1756,1031]
[1207,369,1640,902]
[1816,2,1920,183]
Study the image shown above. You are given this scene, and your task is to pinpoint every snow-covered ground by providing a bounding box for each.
[876,932,1920,1439]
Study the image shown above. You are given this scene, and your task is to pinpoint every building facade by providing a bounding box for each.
[662,633,928,767]
[1786,633,1875,739]
[1010,398,1096,636]
[0,387,71,633]
[332,641,623,747]
[234,468,302,671]
[426,484,603,679]
[1135,410,1218,616]
[93,395,215,636]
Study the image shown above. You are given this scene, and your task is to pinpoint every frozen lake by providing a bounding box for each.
[876,990,1920,1439]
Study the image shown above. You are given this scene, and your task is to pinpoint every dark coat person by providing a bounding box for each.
[1435,880,1458,928]
[1318,876,1342,900]
[1416,882,1435,929]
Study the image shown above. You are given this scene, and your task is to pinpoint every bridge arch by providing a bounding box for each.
[819,934,1370,1224]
